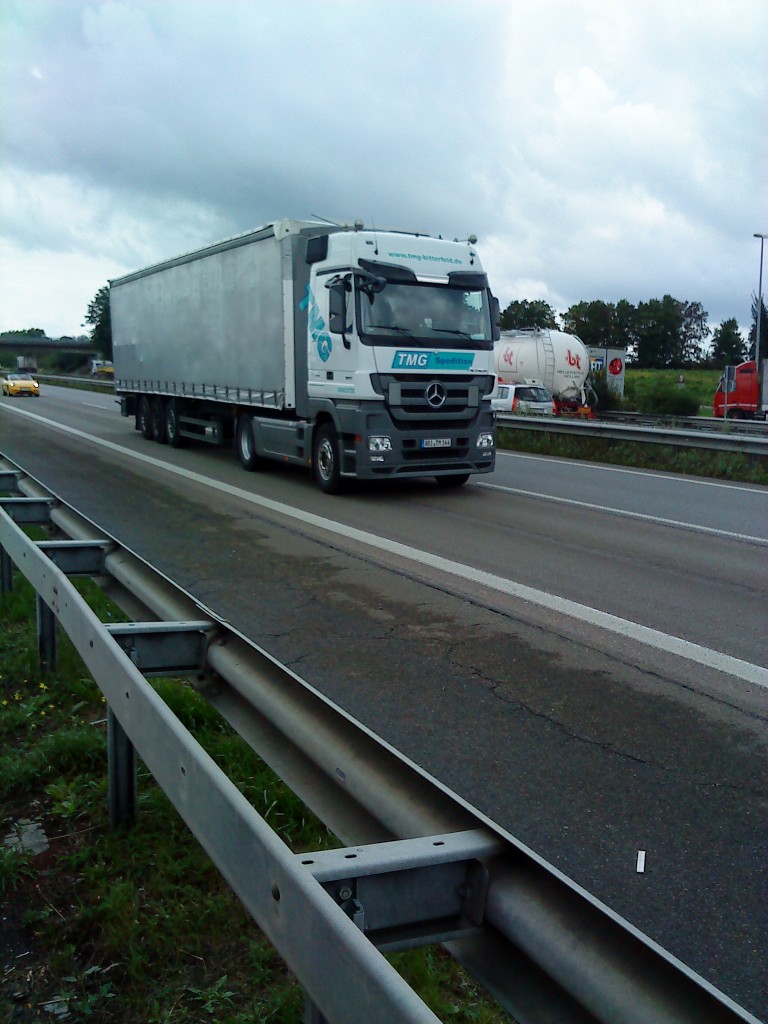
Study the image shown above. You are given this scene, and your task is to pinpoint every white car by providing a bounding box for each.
[492,382,555,415]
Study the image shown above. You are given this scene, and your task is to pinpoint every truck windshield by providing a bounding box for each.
[357,281,493,350]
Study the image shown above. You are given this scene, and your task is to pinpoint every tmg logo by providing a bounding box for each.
[300,286,332,362]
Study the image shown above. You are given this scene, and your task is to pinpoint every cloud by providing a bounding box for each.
[1,0,766,336]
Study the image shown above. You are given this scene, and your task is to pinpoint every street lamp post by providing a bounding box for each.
[755,233,766,371]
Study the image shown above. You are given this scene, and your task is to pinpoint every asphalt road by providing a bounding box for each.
[1,386,766,1021]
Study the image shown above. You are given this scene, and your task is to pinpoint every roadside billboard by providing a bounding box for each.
[589,347,626,397]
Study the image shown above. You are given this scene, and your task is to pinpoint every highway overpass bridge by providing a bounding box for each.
[0,334,97,359]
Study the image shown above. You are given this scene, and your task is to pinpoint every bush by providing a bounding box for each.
[634,377,701,416]
[590,369,625,413]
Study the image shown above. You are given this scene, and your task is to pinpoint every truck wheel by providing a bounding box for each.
[150,397,167,443]
[235,413,261,471]
[435,473,470,488]
[313,423,344,494]
[139,396,154,440]
[165,399,186,448]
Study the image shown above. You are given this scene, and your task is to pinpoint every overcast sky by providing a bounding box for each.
[2,0,766,340]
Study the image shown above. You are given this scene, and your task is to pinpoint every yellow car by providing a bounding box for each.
[2,372,41,397]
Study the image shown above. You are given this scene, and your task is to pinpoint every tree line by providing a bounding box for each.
[5,285,766,372]
[499,295,767,369]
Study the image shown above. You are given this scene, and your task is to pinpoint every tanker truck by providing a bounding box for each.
[112,219,499,493]
[492,329,593,414]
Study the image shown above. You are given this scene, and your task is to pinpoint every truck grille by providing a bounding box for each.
[373,374,483,427]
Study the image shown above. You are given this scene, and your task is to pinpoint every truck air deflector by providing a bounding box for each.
[358,259,418,283]
[305,235,329,264]
[447,271,488,289]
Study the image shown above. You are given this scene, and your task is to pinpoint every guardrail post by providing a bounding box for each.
[0,546,12,593]
[36,594,56,671]
[303,998,330,1024]
[108,707,137,828]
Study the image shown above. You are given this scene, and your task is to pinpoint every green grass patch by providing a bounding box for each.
[624,368,721,416]
[497,425,768,485]
[0,550,511,1022]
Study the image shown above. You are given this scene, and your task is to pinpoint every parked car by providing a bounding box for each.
[492,382,555,415]
[90,359,114,379]
[2,372,41,397]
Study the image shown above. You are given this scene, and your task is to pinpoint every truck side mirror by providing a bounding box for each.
[491,295,501,341]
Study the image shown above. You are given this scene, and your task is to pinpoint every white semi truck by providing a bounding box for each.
[112,219,499,493]
[492,329,592,414]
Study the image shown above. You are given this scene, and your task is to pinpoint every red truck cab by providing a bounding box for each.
[713,360,767,419]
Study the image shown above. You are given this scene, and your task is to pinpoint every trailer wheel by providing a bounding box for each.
[150,397,167,443]
[235,413,261,471]
[165,399,186,449]
[312,423,344,494]
[138,396,154,440]
[435,473,470,488]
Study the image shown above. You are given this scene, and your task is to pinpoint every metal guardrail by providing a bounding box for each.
[31,372,116,390]
[599,411,768,437]
[15,374,767,456]
[0,454,762,1024]
[496,414,768,457]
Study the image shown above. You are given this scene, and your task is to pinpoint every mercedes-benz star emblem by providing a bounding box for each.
[426,381,446,408]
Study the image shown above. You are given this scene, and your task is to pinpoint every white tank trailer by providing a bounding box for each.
[492,329,591,412]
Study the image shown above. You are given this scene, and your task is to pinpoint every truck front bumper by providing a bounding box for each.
[343,410,496,480]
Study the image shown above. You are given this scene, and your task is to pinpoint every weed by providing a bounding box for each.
[186,974,236,1014]
[0,570,512,1023]
[0,843,35,891]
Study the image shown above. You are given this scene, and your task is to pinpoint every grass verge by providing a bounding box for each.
[624,368,721,416]
[497,426,768,485]
[0,557,509,1023]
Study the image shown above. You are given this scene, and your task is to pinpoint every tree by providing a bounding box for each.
[85,285,112,359]
[678,301,709,365]
[561,299,641,352]
[615,299,639,353]
[710,318,746,366]
[635,295,683,368]
[561,300,617,347]
[499,299,558,331]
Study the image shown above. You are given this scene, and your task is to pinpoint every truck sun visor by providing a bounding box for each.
[447,271,488,289]
[358,259,417,283]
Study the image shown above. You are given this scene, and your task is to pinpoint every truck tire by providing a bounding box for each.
[138,396,154,440]
[235,413,261,471]
[312,423,344,494]
[435,473,470,488]
[150,397,167,443]
[165,399,186,448]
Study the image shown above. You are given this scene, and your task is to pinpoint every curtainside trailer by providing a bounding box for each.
[112,219,499,493]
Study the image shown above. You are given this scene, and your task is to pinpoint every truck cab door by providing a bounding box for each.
[306,274,357,399]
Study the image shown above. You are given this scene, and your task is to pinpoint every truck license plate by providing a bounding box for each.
[422,438,451,449]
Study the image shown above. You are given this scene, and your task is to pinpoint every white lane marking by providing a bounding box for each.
[497,448,767,494]
[4,403,768,690]
[479,481,768,545]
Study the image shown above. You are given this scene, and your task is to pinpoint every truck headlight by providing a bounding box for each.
[476,432,494,449]
[368,436,392,453]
